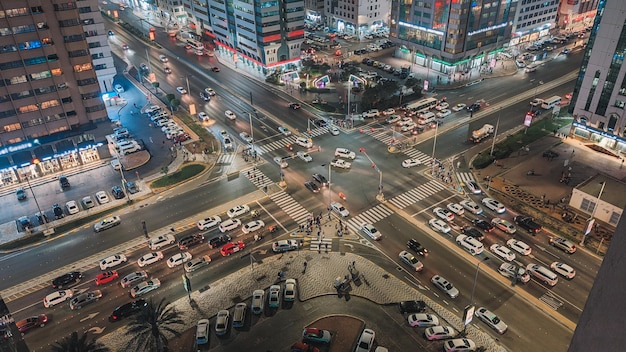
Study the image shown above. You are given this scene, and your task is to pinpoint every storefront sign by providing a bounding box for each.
[0,142,33,156]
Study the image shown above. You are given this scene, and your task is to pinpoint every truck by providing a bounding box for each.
[470,124,495,143]
[514,215,542,235]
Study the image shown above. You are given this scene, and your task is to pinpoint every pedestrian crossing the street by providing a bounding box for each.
[456,172,475,184]
[242,166,273,189]
[347,204,394,232]
[269,191,311,225]
[255,128,328,154]
[388,180,448,209]
[217,153,235,165]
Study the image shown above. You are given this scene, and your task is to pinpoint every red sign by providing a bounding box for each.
[263,34,282,42]
[524,113,533,127]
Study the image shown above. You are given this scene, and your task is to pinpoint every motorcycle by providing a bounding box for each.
[250,210,260,218]
[268,225,277,234]
[254,233,263,242]
[338,192,346,200]
[527,169,535,176]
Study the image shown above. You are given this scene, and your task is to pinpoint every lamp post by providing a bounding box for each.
[490,108,501,156]
[462,257,489,335]
[327,162,332,208]
[29,159,52,235]
[360,149,384,202]
[581,181,606,246]
[431,121,439,176]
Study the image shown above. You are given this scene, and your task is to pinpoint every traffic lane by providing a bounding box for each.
[0,175,260,291]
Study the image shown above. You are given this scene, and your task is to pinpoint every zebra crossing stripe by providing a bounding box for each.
[346,204,394,232]
[456,172,475,183]
[310,238,332,251]
[388,180,447,209]
[269,191,311,224]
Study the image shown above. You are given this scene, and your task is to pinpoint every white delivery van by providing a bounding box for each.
[418,111,436,125]
[541,96,561,110]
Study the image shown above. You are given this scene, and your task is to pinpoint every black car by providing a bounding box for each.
[466,103,481,112]
[473,219,494,232]
[398,300,426,314]
[199,92,210,101]
[16,188,26,200]
[18,216,32,229]
[304,181,320,193]
[111,186,125,199]
[461,226,485,241]
[52,204,64,219]
[178,233,205,250]
[52,271,82,289]
[407,239,428,256]
[288,102,301,109]
[361,57,369,64]
[211,67,220,72]
[514,215,542,234]
[208,234,231,249]
[312,173,328,186]
[109,299,147,322]
[314,119,327,127]
[59,175,70,189]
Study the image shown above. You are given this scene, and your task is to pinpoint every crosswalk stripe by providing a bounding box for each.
[269,191,311,225]
[388,180,447,209]
[456,172,475,183]
[539,294,563,310]
[309,238,333,251]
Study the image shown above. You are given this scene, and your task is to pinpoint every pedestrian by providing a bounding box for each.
[352,260,356,269]
[303,261,307,274]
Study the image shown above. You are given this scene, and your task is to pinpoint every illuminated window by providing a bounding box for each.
[73,63,93,72]
[3,123,21,132]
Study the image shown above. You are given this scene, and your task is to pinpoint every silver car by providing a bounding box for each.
[120,271,148,288]
[431,275,459,299]
[214,310,230,336]
[69,290,102,310]
[475,307,508,334]
[399,251,423,272]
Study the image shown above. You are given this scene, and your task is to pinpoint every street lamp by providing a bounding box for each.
[360,149,384,202]
[490,108,501,156]
[29,159,53,236]
[462,257,489,335]
[581,181,606,246]
[431,121,439,176]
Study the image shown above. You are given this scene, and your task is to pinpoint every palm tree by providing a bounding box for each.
[124,298,185,352]
[50,331,109,352]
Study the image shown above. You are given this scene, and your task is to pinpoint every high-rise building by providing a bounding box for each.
[324,0,390,36]
[0,1,114,188]
[390,0,517,77]
[184,0,305,73]
[511,0,559,39]
[557,0,600,32]
[569,0,626,153]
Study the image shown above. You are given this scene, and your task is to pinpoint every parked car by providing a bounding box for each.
[398,300,426,314]
[355,328,375,352]
[302,328,332,344]
[407,313,439,327]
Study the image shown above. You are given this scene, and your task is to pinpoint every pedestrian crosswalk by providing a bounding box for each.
[269,191,311,225]
[365,128,396,145]
[255,128,328,154]
[242,166,273,189]
[456,172,475,184]
[388,180,448,209]
[347,204,394,232]
[539,293,563,310]
[401,148,432,165]
[309,237,333,252]
[217,153,235,164]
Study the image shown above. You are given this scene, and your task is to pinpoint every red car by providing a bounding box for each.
[174,133,190,143]
[16,314,48,334]
[95,270,119,286]
[219,241,245,256]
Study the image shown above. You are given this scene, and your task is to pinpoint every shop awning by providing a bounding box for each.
[0,156,11,170]
[33,145,55,162]
[54,139,76,156]
[11,151,34,167]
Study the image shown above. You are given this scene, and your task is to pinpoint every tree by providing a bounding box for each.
[152,81,160,93]
[161,166,169,176]
[51,331,109,352]
[124,298,184,352]
[165,93,175,105]
[170,98,180,111]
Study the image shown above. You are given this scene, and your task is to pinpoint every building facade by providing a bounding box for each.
[325,0,391,36]
[557,0,600,32]
[391,0,517,77]
[304,0,326,24]
[569,0,626,154]
[509,0,558,53]
[0,0,113,188]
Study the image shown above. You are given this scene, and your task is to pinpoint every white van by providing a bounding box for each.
[418,111,436,125]
[295,137,313,148]
[119,143,141,155]
[456,235,484,255]
[526,263,558,286]
[334,148,356,160]
[115,140,137,151]
[541,95,561,109]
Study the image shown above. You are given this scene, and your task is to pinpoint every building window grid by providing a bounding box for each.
[595,21,626,117]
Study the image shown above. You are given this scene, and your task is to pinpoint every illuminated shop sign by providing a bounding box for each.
[0,142,33,156]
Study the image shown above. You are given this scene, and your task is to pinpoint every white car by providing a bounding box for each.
[490,244,515,262]
[433,207,454,222]
[475,307,508,334]
[214,310,230,336]
[363,109,380,118]
[466,180,482,194]
[385,115,401,124]
[435,102,449,110]
[447,203,464,216]
[425,326,457,341]
[198,112,208,121]
[66,201,80,215]
[99,254,127,270]
[498,263,530,283]
[492,218,516,234]
[137,252,164,267]
[408,313,439,327]
[431,275,459,299]
[242,220,265,234]
[43,289,74,308]
[506,239,532,256]
[400,122,417,132]
[382,108,395,115]
[402,158,422,168]
[297,151,312,162]
[436,109,451,118]
[284,278,296,301]
[273,156,288,168]
[330,159,351,169]
[361,223,382,240]
[278,126,292,136]
[93,216,121,232]
[550,262,576,279]
[451,103,466,112]
[397,117,413,126]
[82,196,95,209]
[399,250,423,271]
[197,216,222,231]
[227,205,250,218]
[295,137,313,148]
[219,218,242,232]
[167,252,192,268]
[148,234,175,250]
[444,338,477,352]
[239,132,253,143]
[355,328,375,352]
[334,147,356,159]
[330,201,349,217]
[460,200,483,215]
[329,126,340,135]
[130,279,161,298]
[223,137,233,150]
[204,87,216,96]
[428,218,450,233]
[159,54,168,62]
[176,86,187,94]
[225,110,236,120]
[482,197,506,213]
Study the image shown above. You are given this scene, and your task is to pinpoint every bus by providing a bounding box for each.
[186,39,204,54]
[541,95,561,110]
[406,98,438,113]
